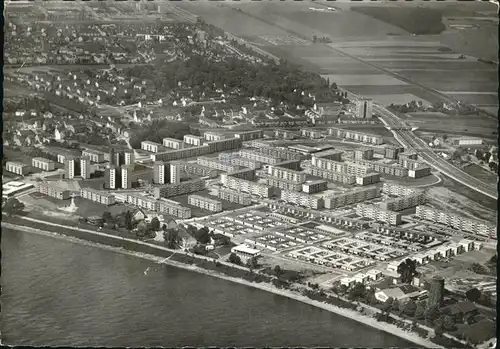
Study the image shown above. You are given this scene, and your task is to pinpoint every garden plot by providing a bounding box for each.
[321,74,407,86]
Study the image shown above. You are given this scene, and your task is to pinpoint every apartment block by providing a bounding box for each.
[260,173,303,192]
[398,158,425,170]
[246,140,272,149]
[356,98,373,119]
[121,165,133,189]
[184,134,204,146]
[158,198,192,219]
[305,165,356,185]
[32,157,55,172]
[325,187,381,209]
[275,159,302,171]
[239,149,281,165]
[356,173,381,186]
[152,145,210,162]
[80,157,91,179]
[188,194,223,213]
[173,161,218,179]
[300,128,324,139]
[380,192,426,211]
[170,162,181,185]
[219,152,262,169]
[124,151,135,167]
[328,127,384,145]
[409,166,432,178]
[314,149,343,162]
[82,149,105,163]
[206,137,242,153]
[153,161,168,185]
[274,129,296,140]
[355,204,403,225]
[162,137,184,149]
[228,168,256,181]
[104,165,119,189]
[80,187,115,206]
[384,145,405,160]
[302,180,328,194]
[354,148,374,161]
[382,183,419,197]
[267,165,306,184]
[126,193,159,212]
[218,187,252,206]
[311,157,370,177]
[57,154,66,164]
[5,161,31,175]
[415,206,496,237]
[220,173,272,198]
[281,190,324,209]
[234,129,264,141]
[197,156,239,173]
[204,132,226,142]
[64,156,80,179]
[257,146,303,161]
[398,152,418,161]
[37,181,70,200]
[141,141,164,153]
[355,159,409,177]
[153,179,206,198]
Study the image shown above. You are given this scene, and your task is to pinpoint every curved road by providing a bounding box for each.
[374,104,497,199]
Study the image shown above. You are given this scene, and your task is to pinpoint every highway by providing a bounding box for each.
[374,104,498,200]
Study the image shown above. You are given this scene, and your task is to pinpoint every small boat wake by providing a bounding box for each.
[143,267,151,275]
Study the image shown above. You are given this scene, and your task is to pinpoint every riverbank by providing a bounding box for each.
[2,221,441,348]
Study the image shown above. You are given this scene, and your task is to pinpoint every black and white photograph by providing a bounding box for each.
[1,0,498,347]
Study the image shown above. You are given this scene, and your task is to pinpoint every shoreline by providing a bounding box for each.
[3,222,440,348]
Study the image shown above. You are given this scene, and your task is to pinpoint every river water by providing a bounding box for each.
[1,228,414,347]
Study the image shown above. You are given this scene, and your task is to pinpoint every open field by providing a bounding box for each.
[462,164,497,185]
[320,74,407,87]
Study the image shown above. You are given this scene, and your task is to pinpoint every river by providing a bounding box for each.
[1,228,414,347]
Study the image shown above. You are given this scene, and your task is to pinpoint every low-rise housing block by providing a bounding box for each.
[188,194,223,212]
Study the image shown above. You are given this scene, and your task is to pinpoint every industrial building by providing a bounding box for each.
[141,141,164,153]
[184,134,204,146]
[32,157,55,172]
[37,181,70,200]
[218,187,252,206]
[415,206,496,237]
[452,137,483,147]
[5,161,31,176]
[355,204,403,225]
[80,187,116,206]
[328,127,384,145]
[324,187,381,209]
[281,190,324,209]
[302,180,328,194]
[153,178,205,198]
[188,194,223,212]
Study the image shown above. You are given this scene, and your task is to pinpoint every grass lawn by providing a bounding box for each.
[462,164,497,185]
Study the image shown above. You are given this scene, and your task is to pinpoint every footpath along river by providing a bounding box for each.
[0,228,416,347]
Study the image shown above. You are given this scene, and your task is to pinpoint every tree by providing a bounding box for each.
[102,211,113,224]
[403,299,417,317]
[381,297,394,312]
[414,301,426,319]
[124,210,133,231]
[442,315,456,331]
[348,283,367,301]
[246,256,259,270]
[465,288,482,303]
[150,217,161,232]
[397,258,418,284]
[273,265,283,278]
[194,227,211,244]
[3,198,25,217]
[392,298,400,313]
[470,262,489,275]
[163,228,179,249]
[228,253,242,265]
[424,305,440,326]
